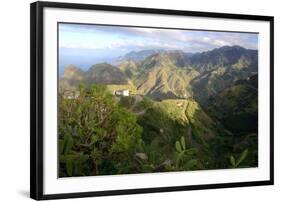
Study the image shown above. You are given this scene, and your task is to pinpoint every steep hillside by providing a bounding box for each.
[114,46,258,103]
[86,63,128,85]
[207,74,258,133]
[59,63,129,92]
[120,95,223,147]
[116,60,138,78]
[131,53,200,100]
[59,64,85,92]
[190,46,258,104]
[189,45,258,72]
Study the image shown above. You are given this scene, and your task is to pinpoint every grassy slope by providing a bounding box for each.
[120,95,221,148]
[116,54,200,100]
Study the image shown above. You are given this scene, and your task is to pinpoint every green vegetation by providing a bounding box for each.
[59,84,257,176]
[59,85,142,176]
[59,46,258,177]
[173,136,203,170]
[208,75,258,134]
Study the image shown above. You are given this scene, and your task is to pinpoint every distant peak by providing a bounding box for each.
[62,64,84,80]
[91,62,112,67]
[64,64,79,70]
[216,45,245,51]
[63,64,82,75]
[89,62,116,71]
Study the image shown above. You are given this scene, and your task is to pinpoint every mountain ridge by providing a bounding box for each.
[60,45,258,105]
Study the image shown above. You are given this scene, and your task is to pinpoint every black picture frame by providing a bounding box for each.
[30,1,274,200]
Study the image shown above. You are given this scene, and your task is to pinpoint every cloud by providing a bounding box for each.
[59,23,258,53]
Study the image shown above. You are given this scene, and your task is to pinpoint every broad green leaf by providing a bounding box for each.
[230,155,236,167]
[176,151,185,168]
[63,134,73,154]
[180,136,186,150]
[185,148,198,156]
[65,160,73,176]
[184,159,199,169]
[175,141,182,153]
[236,149,249,167]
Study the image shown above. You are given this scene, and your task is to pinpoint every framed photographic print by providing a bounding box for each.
[30,1,274,200]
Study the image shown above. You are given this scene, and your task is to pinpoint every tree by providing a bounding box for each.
[59,84,142,176]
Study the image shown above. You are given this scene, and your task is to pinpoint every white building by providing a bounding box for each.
[115,89,129,96]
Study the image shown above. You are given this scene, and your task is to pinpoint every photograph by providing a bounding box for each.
[58,23,259,177]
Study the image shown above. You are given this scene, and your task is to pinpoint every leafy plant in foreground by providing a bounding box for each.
[173,136,203,170]
[59,84,142,176]
[229,149,249,168]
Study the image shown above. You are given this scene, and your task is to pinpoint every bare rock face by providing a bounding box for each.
[135,153,148,161]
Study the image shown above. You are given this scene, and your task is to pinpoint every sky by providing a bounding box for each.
[59,23,258,72]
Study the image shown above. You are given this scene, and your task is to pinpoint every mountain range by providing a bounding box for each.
[59,45,259,168]
[60,45,258,105]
